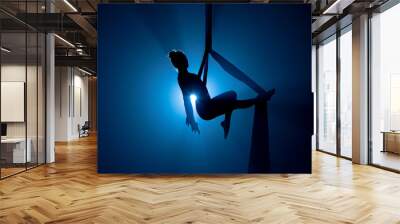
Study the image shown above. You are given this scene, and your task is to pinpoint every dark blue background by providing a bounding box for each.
[98,4,312,173]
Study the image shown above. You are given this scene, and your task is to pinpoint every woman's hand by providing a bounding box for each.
[185,117,191,126]
[190,121,200,134]
[186,117,200,134]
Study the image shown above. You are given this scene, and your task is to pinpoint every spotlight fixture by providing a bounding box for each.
[322,0,353,15]
[78,67,93,76]
[1,47,11,53]
[76,48,86,56]
[54,34,75,48]
[63,0,78,12]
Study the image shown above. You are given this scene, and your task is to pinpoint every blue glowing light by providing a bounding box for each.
[190,94,197,105]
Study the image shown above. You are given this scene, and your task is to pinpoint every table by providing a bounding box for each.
[382,131,400,154]
[1,138,31,164]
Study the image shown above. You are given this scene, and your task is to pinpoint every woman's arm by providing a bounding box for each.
[183,95,200,133]
[197,50,208,78]
[202,55,208,85]
[197,51,209,85]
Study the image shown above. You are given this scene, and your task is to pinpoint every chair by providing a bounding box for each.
[78,121,90,138]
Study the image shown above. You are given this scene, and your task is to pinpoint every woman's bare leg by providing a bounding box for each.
[207,91,237,139]
[223,89,275,109]
[221,110,232,139]
[205,89,275,139]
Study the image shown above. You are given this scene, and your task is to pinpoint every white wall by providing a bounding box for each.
[55,66,70,141]
[72,73,89,138]
[1,65,28,141]
[1,65,40,138]
[55,67,89,141]
[312,45,317,150]
[1,64,46,164]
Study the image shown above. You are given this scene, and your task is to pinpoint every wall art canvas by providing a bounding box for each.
[98,4,312,173]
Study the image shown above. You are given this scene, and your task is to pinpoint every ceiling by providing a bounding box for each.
[0,0,391,74]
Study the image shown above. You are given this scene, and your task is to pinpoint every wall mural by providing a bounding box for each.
[98,4,313,173]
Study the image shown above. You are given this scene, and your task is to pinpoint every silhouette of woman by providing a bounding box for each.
[169,50,274,139]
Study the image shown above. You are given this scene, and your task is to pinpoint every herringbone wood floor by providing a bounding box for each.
[1,135,400,224]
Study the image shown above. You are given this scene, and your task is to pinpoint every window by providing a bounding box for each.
[0,1,47,179]
[370,2,400,171]
[339,28,352,158]
[317,36,337,154]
